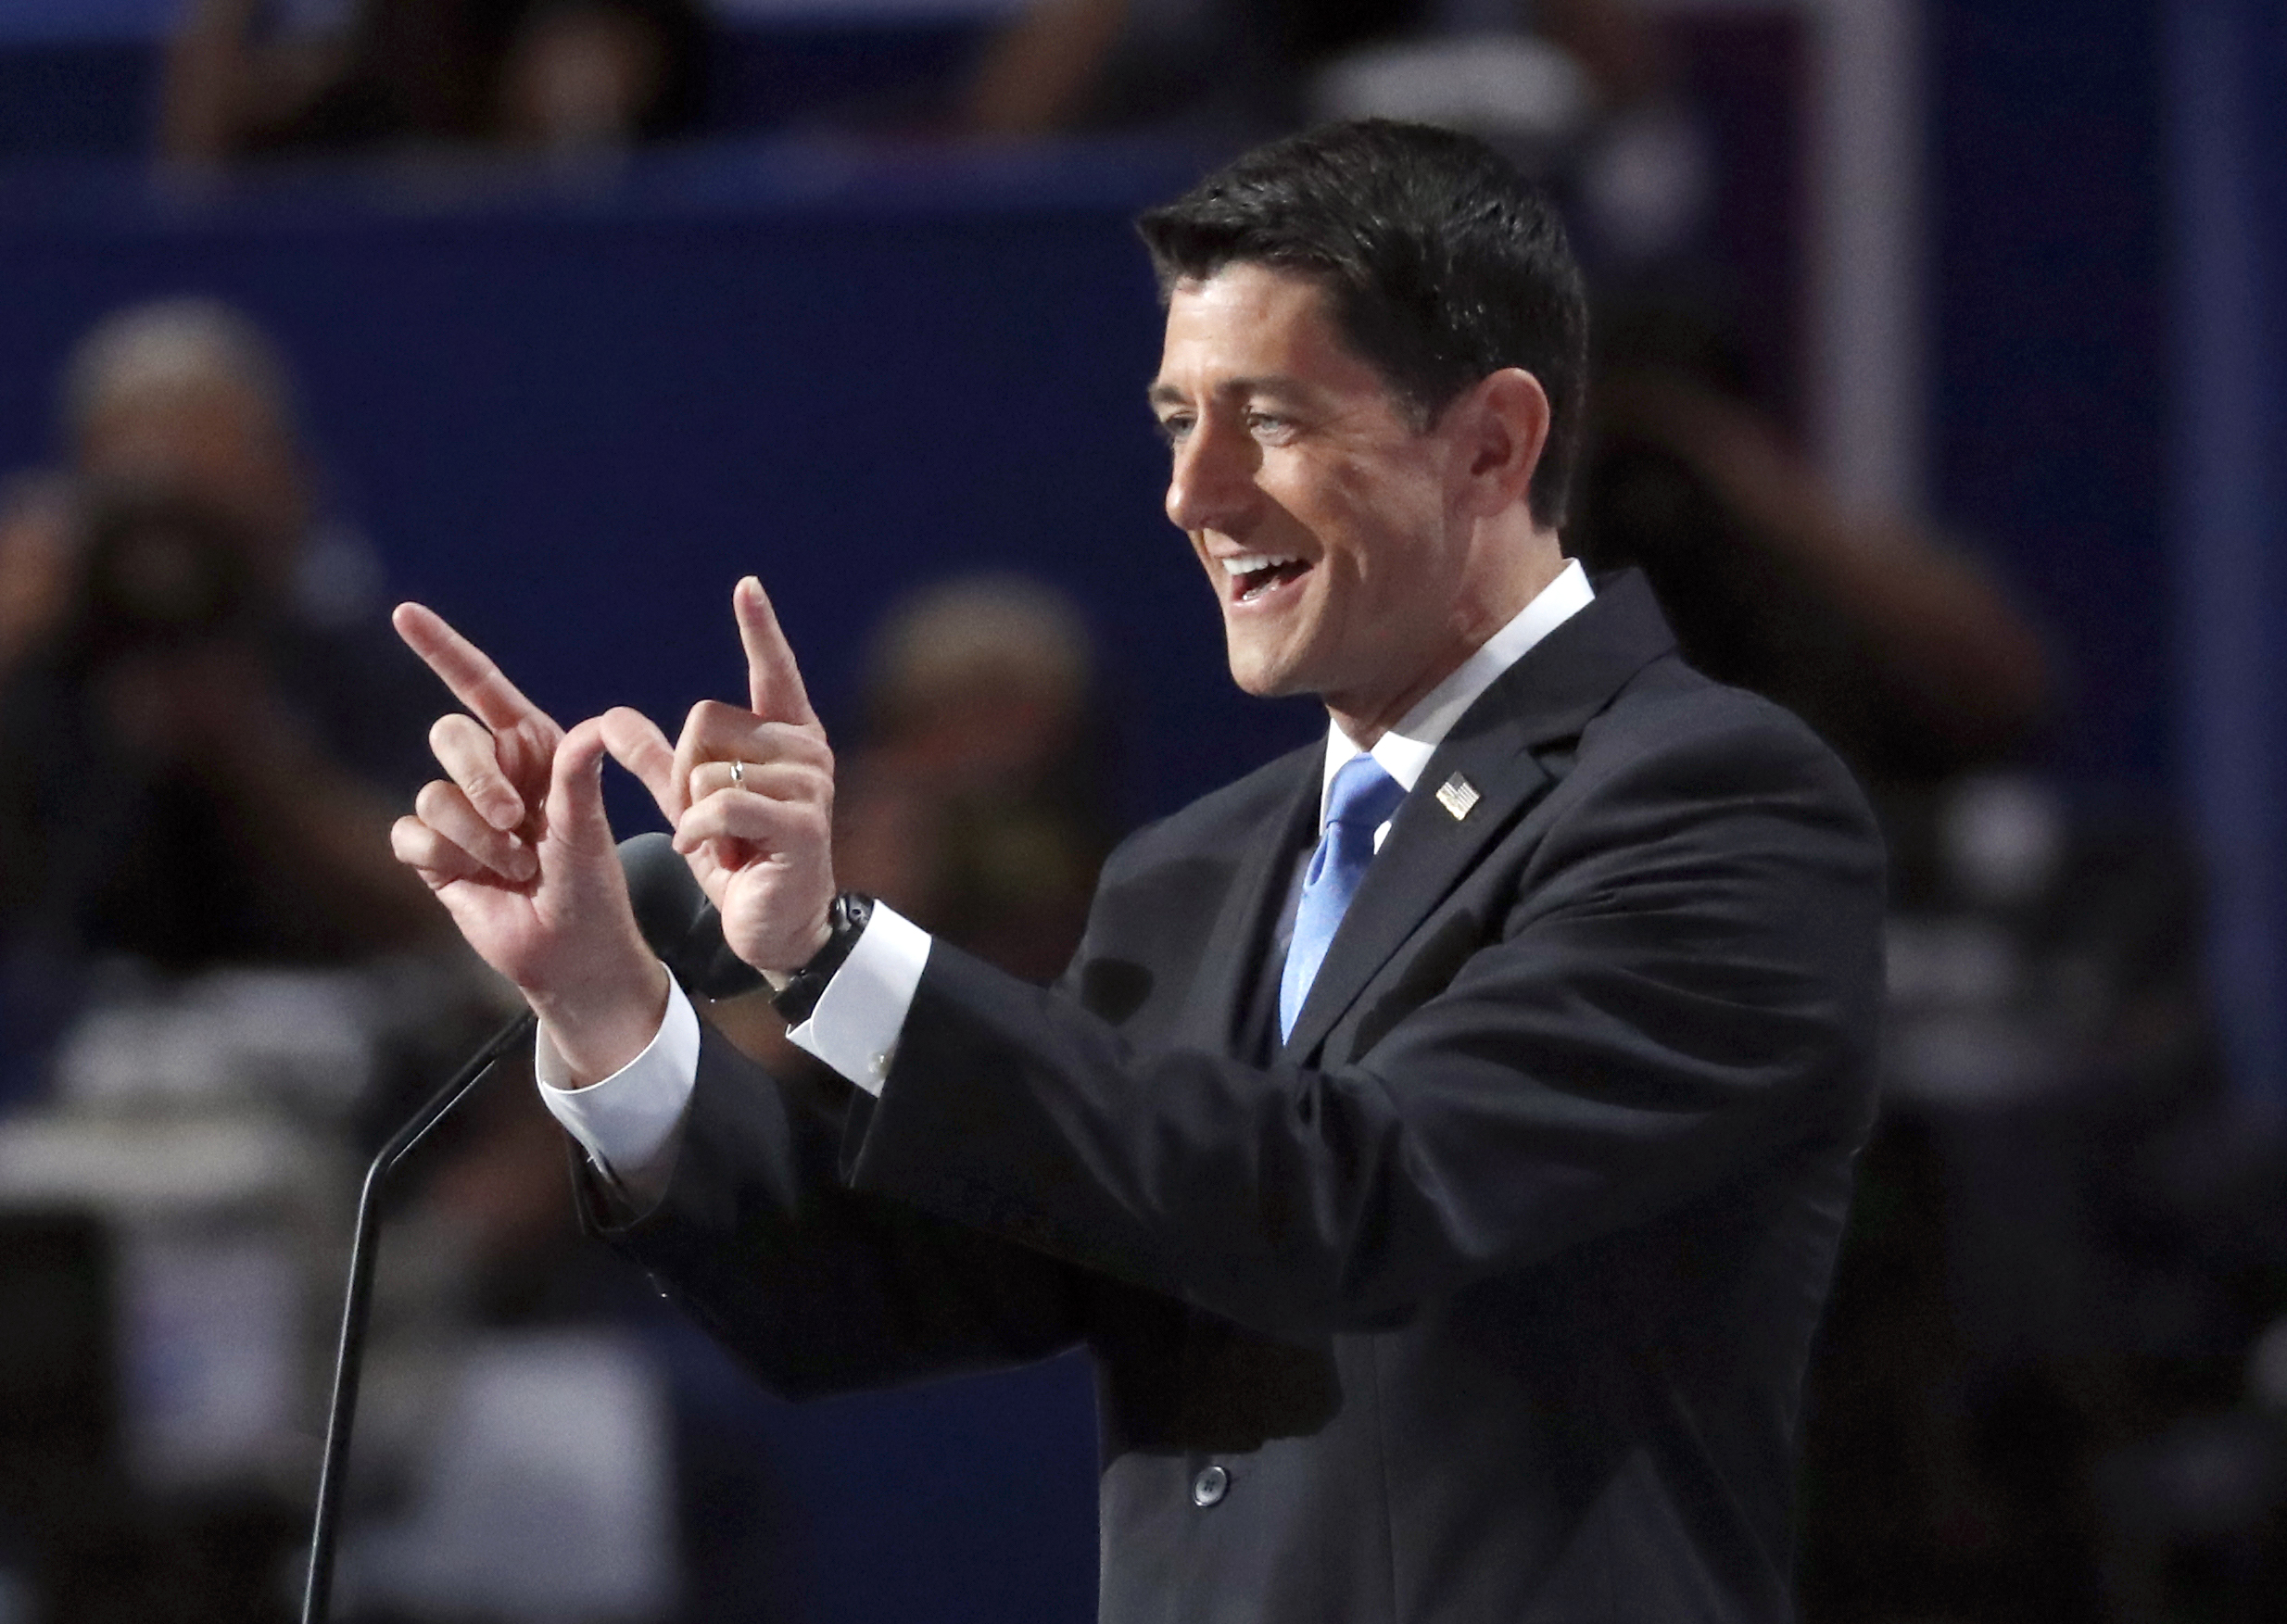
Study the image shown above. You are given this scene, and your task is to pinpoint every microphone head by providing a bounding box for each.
[617,832,765,999]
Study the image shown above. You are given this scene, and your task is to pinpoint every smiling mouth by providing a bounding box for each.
[1223,551,1312,604]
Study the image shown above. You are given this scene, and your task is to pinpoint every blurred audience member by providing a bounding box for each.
[0,298,444,976]
[836,572,1113,982]
[496,0,709,154]
[1567,305,2287,1618]
[162,0,710,170]
[0,305,721,1622]
[0,306,516,1624]
[0,476,76,685]
[967,0,1650,140]
[964,0,1708,276]
[1795,773,2286,1624]
[1573,304,2051,785]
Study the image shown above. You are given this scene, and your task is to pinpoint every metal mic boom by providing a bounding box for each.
[301,833,750,1622]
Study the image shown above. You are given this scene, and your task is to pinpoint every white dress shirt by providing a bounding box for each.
[539,560,1594,1203]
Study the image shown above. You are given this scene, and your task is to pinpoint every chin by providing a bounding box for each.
[1221,644,1307,700]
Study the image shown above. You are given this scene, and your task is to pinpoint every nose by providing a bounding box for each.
[1165,416,1257,536]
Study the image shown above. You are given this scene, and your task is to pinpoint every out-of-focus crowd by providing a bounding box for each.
[0,2,2281,1621]
[152,0,1667,167]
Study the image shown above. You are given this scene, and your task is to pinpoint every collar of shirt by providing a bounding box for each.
[1316,558,1595,845]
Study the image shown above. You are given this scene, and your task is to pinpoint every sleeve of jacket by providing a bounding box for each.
[576,1019,1090,1400]
[840,696,1886,1340]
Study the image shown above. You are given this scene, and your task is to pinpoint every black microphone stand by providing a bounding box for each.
[298,1007,538,1624]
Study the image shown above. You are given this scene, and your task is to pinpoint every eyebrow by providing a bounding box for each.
[1145,374,1312,409]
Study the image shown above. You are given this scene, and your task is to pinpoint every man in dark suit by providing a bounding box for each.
[391,121,1885,1620]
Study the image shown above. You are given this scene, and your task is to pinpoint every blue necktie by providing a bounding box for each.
[1281,753,1407,1040]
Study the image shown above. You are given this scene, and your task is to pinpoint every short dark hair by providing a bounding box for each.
[1136,120,1589,529]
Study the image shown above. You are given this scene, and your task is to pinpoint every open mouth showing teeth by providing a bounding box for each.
[1226,554,1311,603]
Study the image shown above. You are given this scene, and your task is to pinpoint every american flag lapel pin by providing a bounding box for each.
[1434,773,1480,821]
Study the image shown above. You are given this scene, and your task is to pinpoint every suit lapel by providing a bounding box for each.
[1282,571,1680,1059]
[1183,745,1321,1056]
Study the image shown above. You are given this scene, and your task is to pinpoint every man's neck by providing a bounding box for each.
[1328,529,1566,748]
[1314,557,1595,829]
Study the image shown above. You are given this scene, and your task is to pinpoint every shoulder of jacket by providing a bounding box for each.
[1580,655,1875,815]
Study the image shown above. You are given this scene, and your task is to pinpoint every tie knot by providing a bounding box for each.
[1326,754,1404,833]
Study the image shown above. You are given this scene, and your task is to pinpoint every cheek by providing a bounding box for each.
[1330,447,1440,536]
[1321,496,1436,603]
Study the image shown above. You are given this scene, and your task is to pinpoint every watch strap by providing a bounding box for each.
[772,891,874,1025]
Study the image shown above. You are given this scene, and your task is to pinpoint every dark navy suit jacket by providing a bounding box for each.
[586,572,1885,1622]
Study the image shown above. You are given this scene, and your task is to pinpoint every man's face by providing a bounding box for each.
[1149,265,1482,736]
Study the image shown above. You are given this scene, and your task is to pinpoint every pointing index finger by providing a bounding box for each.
[394,601,549,735]
[734,576,817,725]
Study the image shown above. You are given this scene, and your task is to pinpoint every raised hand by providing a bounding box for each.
[390,602,665,1081]
[601,577,838,979]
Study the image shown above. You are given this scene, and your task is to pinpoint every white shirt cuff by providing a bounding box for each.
[537,969,701,1201]
[787,900,931,1097]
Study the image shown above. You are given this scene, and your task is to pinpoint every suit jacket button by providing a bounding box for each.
[1191,1465,1228,1507]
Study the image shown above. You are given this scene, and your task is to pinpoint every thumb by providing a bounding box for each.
[547,715,617,854]
[599,705,685,820]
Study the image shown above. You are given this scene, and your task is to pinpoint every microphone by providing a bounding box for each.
[617,831,765,999]
[303,835,755,1622]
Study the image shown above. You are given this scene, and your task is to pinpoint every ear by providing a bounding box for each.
[1450,368,1551,520]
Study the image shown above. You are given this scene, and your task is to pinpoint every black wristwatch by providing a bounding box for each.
[772,891,874,1025]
